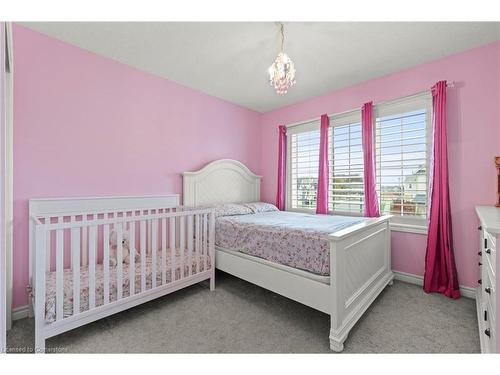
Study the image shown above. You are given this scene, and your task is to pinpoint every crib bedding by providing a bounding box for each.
[44,249,210,323]
[215,211,366,276]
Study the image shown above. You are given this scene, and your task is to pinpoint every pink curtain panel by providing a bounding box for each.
[423,81,460,299]
[276,125,287,210]
[316,114,329,214]
[361,102,380,217]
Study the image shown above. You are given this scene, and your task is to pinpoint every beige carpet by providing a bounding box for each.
[6,271,480,353]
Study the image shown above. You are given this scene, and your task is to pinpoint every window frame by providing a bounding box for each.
[374,92,433,233]
[327,109,364,217]
[285,110,365,216]
[286,120,321,214]
[284,92,433,235]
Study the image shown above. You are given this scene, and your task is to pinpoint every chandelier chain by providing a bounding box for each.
[280,22,285,52]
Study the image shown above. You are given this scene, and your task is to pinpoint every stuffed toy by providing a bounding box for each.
[109,229,139,267]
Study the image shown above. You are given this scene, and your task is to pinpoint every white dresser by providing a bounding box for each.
[476,206,500,353]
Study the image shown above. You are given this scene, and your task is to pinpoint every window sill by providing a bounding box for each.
[390,222,428,235]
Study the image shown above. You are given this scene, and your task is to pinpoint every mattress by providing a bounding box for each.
[44,249,210,323]
[215,211,366,276]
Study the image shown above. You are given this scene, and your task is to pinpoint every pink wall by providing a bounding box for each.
[11,23,500,308]
[12,24,262,308]
[260,40,500,289]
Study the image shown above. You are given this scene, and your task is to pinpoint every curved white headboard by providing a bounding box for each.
[182,159,262,206]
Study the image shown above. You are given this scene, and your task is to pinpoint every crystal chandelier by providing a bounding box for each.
[268,23,296,95]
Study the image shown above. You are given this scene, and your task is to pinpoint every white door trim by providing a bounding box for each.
[1,21,6,351]
[2,22,13,336]
[1,21,13,351]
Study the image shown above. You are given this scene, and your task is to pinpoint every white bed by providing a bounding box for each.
[183,159,394,352]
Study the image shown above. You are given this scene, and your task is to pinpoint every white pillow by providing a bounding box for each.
[213,203,253,218]
[243,202,279,214]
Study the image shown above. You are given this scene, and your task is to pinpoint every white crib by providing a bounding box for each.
[28,195,215,353]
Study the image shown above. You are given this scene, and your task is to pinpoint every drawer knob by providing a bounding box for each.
[485,329,491,337]
[478,226,482,230]
[478,251,482,256]
[479,262,482,266]
[485,249,491,254]
[478,279,482,285]
[485,287,491,294]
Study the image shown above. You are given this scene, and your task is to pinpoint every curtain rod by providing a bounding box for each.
[284,81,455,130]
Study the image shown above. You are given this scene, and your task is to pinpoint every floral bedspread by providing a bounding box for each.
[215,211,365,276]
[44,249,211,323]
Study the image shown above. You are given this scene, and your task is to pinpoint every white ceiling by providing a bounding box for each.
[21,22,500,112]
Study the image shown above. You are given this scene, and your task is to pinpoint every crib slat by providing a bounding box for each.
[82,225,88,267]
[71,227,80,316]
[45,216,51,271]
[55,229,64,321]
[180,216,185,279]
[151,218,158,288]
[203,213,208,271]
[199,214,203,271]
[195,214,200,274]
[198,214,202,272]
[129,221,135,296]
[161,218,167,285]
[58,216,64,270]
[147,212,152,253]
[116,223,123,300]
[70,216,75,270]
[140,220,146,292]
[170,217,175,282]
[95,215,99,260]
[103,224,110,305]
[187,215,193,276]
[88,225,97,309]
[209,212,215,290]
[34,225,46,351]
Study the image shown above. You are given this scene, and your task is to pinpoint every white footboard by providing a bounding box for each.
[328,215,394,352]
[29,196,215,353]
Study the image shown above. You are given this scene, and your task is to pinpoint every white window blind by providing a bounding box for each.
[287,112,364,214]
[286,93,431,226]
[329,118,364,214]
[375,95,431,220]
[289,128,320,210]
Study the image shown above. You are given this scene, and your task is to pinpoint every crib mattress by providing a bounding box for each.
[44,248,211,323]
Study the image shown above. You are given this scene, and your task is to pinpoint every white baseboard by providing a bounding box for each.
[11,305,29,321]
[393,271,476,299]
